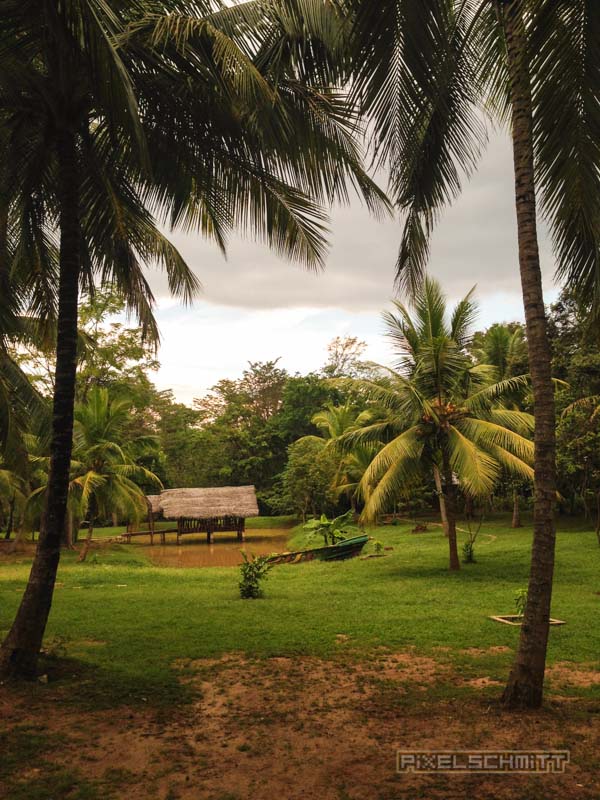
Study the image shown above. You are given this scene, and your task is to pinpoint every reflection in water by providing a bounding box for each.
[144,528,291,568]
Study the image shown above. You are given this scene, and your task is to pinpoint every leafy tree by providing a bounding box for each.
[195,361,288,426]
[281,437,338,521]
[0,468,25,541]
[549,291,600,523]
[339,280,534,570]
[271,374,339,443]
[344,0,600,708]
[322,336,367,378]
[556,405,600,527]
[13,287,160,405]
[189,368,341,506]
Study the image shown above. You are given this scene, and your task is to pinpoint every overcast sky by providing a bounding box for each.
[147,132,559,405]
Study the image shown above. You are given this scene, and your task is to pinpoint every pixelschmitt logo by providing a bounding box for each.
[396,750,570,774]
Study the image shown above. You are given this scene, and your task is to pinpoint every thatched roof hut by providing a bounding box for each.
[146,494,162,515]
[158,486,259,521]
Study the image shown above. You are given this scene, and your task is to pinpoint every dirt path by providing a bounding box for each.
[1,652,599,800]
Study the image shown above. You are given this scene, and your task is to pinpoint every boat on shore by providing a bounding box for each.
[267,534,369,565]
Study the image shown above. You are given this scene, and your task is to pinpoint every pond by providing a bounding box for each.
[143,528,291,568]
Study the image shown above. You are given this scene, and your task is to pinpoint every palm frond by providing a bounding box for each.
[530,0,600,307]
[447,424,499,497]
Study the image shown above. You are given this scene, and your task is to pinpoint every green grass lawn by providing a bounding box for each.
[1,514,598,708]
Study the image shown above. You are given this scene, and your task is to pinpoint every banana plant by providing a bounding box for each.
[303,509,358,546]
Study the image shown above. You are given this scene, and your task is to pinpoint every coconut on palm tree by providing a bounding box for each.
[344,0,599,707]
[338,280,534,570]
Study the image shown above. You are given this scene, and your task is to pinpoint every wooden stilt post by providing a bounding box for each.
[149,507,155,546]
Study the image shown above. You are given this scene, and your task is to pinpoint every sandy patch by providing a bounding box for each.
[546,662,600,689]
[1,652,600,800]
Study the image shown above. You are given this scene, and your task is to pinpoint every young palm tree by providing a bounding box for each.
[28,388,160,558]
[310,402,374,508]
[0,0,387,679]
[345,0,599,706]
[383,278,481,534]
[473,324,528,383]
[338,280,534,570]
[0,468,25,541]
[70,387,161,562]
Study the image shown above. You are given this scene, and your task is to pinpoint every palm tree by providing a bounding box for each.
[70,387,161,562]
[0,0,387,679]
[28,388,160,558]
[383,278,480,534]
[472,323,530,526]
[310,402,375,509]
[472,324,528,383]
[0,468,25,541]
[338,280,535,570]
[345,0,599,707]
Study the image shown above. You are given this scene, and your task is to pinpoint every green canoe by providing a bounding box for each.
[267,534,369,565]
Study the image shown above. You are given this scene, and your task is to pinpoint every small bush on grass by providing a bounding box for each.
[514,588,528,617]
[239,553,273,599]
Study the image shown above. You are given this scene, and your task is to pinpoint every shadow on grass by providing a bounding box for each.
[28,652,192,712]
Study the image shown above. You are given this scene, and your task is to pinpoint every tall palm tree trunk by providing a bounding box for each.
[0,130,80,680]
[5,494,15,539]
[499,0,557,709]
[441,452,460,571]
[512,488,522,528]
[433,465,450,536]
[78,497,96,564]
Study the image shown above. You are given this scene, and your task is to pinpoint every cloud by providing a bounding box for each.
[148,132,558,314]
[147,132,560,403]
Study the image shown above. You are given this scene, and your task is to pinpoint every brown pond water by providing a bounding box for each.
[143,528,291,568]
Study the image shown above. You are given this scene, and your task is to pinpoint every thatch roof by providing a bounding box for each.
[157,486,259,520]
[146,495,162,514]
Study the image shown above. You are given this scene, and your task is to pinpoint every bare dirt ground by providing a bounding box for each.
[1,651,599,800]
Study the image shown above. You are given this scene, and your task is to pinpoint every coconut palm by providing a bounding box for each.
[29,387,161,558]
[0,318,52,468]
[312,403,372,441]
[473,324,528,383]
[309,402,376,508]
[383,278,481,533]
[333,442,382,511]
[70,387,161,562]
[0,468,26,541]
[338,280,534,570]
[344,0,599,707]
[0,1,387,678]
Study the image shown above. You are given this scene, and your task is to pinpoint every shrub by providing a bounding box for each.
[462,540,476,564]
[514,588,528,617]
[303,510,357,546]
[239,553,273,599]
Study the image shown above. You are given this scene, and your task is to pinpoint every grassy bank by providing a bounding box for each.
[1,514,598,708]
[4,514,299,543]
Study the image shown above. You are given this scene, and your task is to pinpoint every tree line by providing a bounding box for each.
[4,283,599,559]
